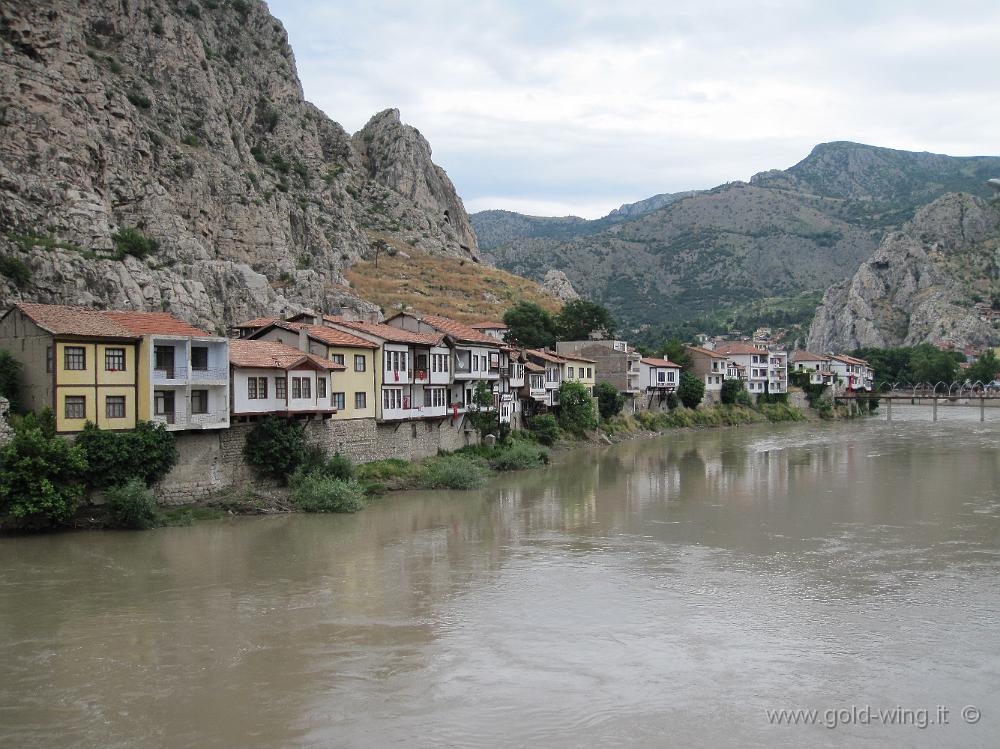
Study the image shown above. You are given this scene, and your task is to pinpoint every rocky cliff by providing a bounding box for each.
[807,193,1000,351]
[0,0,483,330]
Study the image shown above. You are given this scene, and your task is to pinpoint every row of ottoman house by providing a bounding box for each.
[0,303,873,435]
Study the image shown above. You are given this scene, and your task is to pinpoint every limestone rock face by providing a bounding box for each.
[807,193,1000,351]
[0,0,478,328]
[353,109,479,260]
[541,269,579,301]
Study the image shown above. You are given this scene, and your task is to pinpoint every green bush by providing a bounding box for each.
[488,441,548,471]
[289,472,367,513]
[76,421,177,489]
[557,380,597,435]
[355,458,413,482]
[419,455,489,490]
[243,416,306,481]
[112,227,158,259]
[126,91,151,109]
[0,255,31,287]
[106,478,157,529]
[0,349,22,412]
[529,413,560,446]
[299,446,354,480]
[757,392,788,405]
[665,392,679,410]
[594,381,624,420]
[677,371,705,409]
[0,420,87,527]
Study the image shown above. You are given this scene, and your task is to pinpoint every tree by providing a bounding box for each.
[656,339,691,371]
[720,378,746,405]
[677,372,705,409]
[967,349,1000,384]
[466,380,498,437]
[370,238,389,268]
[503,301,558,349]
[0,349,22,413]
[909,344,960,384]
[243,416,307,482]
[0,419,87,527]
[76,421,178,489]
[555,299,615,340]
[594,381,624,420]
[557,380,597,435]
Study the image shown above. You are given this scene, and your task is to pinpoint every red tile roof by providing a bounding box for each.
[13,303,138,338]
[831,354,870,366]
[523,361,545,372]
[229,339,344,370]
[13,303,212,338]
[276,322,377,349]
[103,311,213,337]
[234,316,280,329]
[393,312,498,345]
[640,357,681,368]
[714,342,766,356]
[470,321,508,330]
[328,317,446,345]
[790,350,830,362]
[526,348,565,363]
[685,344,727,359]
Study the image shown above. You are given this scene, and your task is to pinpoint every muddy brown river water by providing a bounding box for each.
[1,415,998,747]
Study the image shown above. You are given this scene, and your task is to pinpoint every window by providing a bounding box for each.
[248,377,268,400]
[317,376,327,399]
[354,354,366,372]
[332,392,346,410]
[190,389,208,415]
[587,368,592,378]
[301,378,311,399]
[423,387,447,407]
[105,347,126,372]
[191,346,208,371]
[154,390,175,422]
[657,371,666,383]
[105,395,126,419]
[65,395,86,420]
[275,377,286,399]
[291,377,301,399]
[382,388,402,410]
[354,392,367,409]
[46,346,54,373]
[64,346,85,370]
[568,366,575,378]
[668,371,676,382]
[331,353,345,366]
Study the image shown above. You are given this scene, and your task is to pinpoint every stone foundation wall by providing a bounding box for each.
[0,396,12,446]
[154,414,478,504]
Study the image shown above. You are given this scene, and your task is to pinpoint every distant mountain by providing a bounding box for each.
[606,190,702,218]
[808,193,1000,352]
[477,142,1000,338]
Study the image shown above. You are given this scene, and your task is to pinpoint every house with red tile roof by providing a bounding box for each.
[685,345,728,395]
[638,357,682,397]
[229,339,344,419]
[789,351,835,386]
[0,303,229,432]
[712,341,788,396]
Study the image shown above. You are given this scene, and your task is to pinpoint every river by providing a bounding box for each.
[1,416,998,748]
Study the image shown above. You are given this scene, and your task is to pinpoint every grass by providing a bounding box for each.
[604,403,806,435]
[156,505,226,526]
[344,237,562,322]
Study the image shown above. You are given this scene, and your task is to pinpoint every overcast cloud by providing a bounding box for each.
[267,0,1000,218]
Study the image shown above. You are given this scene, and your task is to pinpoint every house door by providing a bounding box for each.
[154,390,175,424]
[154,346,175,378]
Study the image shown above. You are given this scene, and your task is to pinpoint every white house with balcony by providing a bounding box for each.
[829,354,874,391]
[790,351,835,385]
[228,339,344,421]
[103,311,230,431]
[714,341,788,396]
[639,357,681,391]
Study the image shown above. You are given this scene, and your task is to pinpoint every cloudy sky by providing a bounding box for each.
[268,0,999,218]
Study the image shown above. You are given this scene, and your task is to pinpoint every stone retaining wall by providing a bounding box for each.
[154,414,478,504]
[0,396,12,446]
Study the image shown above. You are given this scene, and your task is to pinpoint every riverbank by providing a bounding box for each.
[16,400,847,533]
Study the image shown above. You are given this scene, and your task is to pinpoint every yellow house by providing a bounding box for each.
[0,303,141,433]
[250,322,378,419]
[559,352,597,394]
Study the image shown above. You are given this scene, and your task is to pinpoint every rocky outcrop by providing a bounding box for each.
[606,190,700,218]
[541,269,579,301]
[807,193,1000,351]
[0,0,479,329]
[0,396,11,445]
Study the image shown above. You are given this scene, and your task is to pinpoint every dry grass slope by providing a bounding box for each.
[345,235,562,322]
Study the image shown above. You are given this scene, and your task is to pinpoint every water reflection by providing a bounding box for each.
[1,420,998,748]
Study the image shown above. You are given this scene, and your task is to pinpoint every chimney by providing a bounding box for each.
[298,327,309,353]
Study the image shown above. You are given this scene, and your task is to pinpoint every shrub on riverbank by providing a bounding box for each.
[243,416,306,481]
[605,403,805,436]
[418,454,490,490]
[77,421,178,489]
[529,413,560,446]
[289,471,367,513]
[106,479,158,529]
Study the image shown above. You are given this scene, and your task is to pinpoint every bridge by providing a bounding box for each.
[836,382,1000,422]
